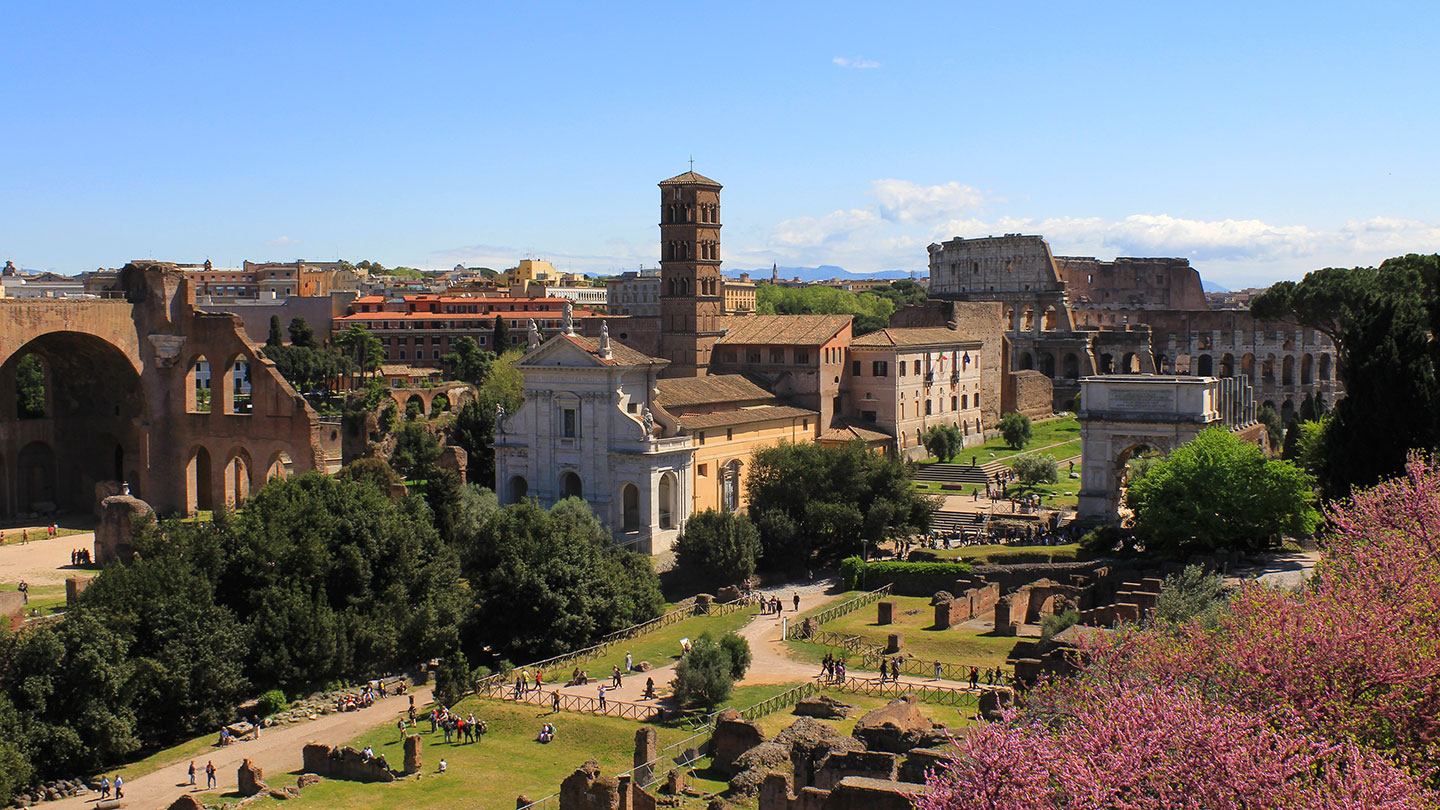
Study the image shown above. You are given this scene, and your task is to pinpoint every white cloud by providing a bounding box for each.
[423,241,651,275]
[870,179,989,224]
[770,209,882,248]
[833,57,881,69]
[265,235,300,246]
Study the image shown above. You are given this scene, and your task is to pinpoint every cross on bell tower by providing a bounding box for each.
[658,168,724,377]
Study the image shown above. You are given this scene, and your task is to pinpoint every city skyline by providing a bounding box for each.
[3,1,1437,286]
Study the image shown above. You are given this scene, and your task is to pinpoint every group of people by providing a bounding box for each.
[0,524,59,545]
[967,666,1008,689]
[69,547,92,565]
[819,654,847,683]
[187,760,218,789]
[428,706,486,744]
[536,722,556,744]
[759,593,801,614]
[338,681,394,712]
[94,774,124,800]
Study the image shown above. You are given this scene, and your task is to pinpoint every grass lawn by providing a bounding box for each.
[922,416,1081,467]
[751,690,973,739]
[0,526,90,545]
[2,582,68,615]
[535,605,760,685]
[928,543,1082,564]
[240,697,712,810]
[787,594,1020,671]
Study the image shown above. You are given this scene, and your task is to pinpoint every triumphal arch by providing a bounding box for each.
[0,262,334,520]
[1076,374,1256,524]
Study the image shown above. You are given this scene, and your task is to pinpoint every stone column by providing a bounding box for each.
[634,727,657,787]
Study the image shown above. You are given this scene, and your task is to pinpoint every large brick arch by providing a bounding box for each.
[0,262,332,519]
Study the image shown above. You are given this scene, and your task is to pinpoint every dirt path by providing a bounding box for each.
[45,687,432,810]
[0,531,95,587]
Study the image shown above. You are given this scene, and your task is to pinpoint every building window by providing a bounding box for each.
[698,464,708,476]
[872,361,888,377]
[721,460,742,511]
[925,400,932,415]
[770,348,785,364]
[628,403,638,413]
[899,362,906,376]
[698,431,705,445]
[562,407,578,438]
[748,351,761,363]
[852,360,861,376]
[913,360,921,375]
[951,396,957,411]
[726,428,733,440]
[962,394,968,409]
[796,350,810,364]
[862,410,877,422]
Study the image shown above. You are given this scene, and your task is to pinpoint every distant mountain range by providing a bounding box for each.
[1201,280,1230,293]
[725,265,922,282]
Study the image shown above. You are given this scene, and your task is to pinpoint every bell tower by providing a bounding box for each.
[658,170,724,377]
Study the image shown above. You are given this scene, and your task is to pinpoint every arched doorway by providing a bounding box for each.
[1241,353,1256,382]
[560,471,583,500]
[1099,354,1115,374]
[266,450,293,481]
[188,446,214,513]
[1019,352,1034,371]
[1282,355,1295,385]
[621,483,640,532]
[1196,354,1213,376]
[17,442,57,513]
[1220,353,1235,377]
[227,357,252,414]
[1039,352,1056,378]
[1300,354,1313,385]
[508,475,528,504]
[1318,354,1332,380]
[405,394,426,420]
[659,472,677,529]
[225,451,252,507]
[1063,353,1080,379]
[186,355,212,413]
[720,460,742,513]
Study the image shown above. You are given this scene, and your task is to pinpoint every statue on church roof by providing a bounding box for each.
[563,301,575,335]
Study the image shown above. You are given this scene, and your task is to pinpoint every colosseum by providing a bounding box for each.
[925,234,1344,420]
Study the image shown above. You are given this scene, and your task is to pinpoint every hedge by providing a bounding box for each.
[841,557,972,591]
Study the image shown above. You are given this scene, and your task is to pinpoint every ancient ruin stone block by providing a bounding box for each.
[899,748,952,784]
[851,696,949,754]
[237,758,267,797]
[793,694,855,720]
[758,773,793,810]
[933,601,956,630]
[814,750,898,790]
[826,776,932,809]
[166,795,204,810]
[296,774,323,789]
[403,733,422,774]
[877,601,895,625]
[302,743,331,774]
[712,709,766,774]
[95,495,152,564]
[65,576,94,605]
[885,633,903,653]
[664,769,685,795]
[633,727,657,786]
[978,686,1015,722]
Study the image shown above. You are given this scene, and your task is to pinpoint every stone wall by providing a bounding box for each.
[933,578,999,628]
[300,743,396,783]
[1008,370,1053,419]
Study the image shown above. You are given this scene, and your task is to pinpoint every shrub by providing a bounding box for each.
[923,424,963,462]
[841,558,972,591]
[434,652,472,709]
[1011,454,1059,485]
[675,509,762,584]
[999,412,1032,450]
[257,689,287,717]
[1040,609,1079,640]
[719,632,752,680]
[672,633,742,708]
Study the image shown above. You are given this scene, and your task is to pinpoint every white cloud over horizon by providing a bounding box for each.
[833,56,881,69]
[265,235,300,247]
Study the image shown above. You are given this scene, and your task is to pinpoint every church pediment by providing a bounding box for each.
[517,335,609,368]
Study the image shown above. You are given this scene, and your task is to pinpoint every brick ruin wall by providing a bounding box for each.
[1008,370,1053,419]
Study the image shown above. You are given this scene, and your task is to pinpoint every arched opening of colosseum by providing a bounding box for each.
[1099,353,1115,374]
[1220,353,1235,377]
[1241,353,1256,382]
[266,450,294,482]
[224,450,252,507]
[1319,354,1332,380]
[226,357,252,415]
[1153,352,1168,374]
[1043,306,1058,331]
[1122,353,1141,373]
[1196,354,1213,376]
[1019,352,1034,371]
[1021,307,1036,332]
[187,446,215,513]
[1039,352,1056,378]
[1300,354,1314,385]
[186,355,212,413]
[1063,353,1080,379]
[1262,354,1276,382]
[1282,355,1295,386]
[1003,308,1016,331]
[2,332,148,515]
[1281,399,1296,424]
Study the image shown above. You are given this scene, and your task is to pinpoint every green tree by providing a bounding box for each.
[747,441,937,569]
[671,632,750,708]
[718,632,752,680]
[434,651,473,709]
[0,694,33,805]
[1125,427,1320,555]
[675,509,762,584]
[1011,454,1059,485]
[923,424,963,462]
[1281,418,1302,460]
[391,422,443,480]
[337,457,401,492]
[459,497,663,661]
[1251,255,1440,497]
[288,317,318,349]
[267,315,284,347]
[449,399,498,489]
[15,354,45,419]
[492,315,510,353]
[1152,564,1227,627]
[335,323,384,381]
[1256,403,1284,449]
[999,412,1032,450]
[441,336,495,386]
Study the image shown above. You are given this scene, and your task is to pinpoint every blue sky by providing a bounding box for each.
[3,1,1437,287]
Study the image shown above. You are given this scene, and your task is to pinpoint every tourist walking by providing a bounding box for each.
[114,775,123,799]
[625,651,633,672]
[99,777,110,800]
[597,685,607,711]
[189,760,196,786]
[206,761,217,789]
[552,690,561,713]
[793,592,800,611]
[969,666,979,690]
[17,581,27,605]
[934,660,942,681]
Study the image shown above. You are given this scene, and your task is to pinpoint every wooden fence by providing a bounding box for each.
[814,674,980,708]
[785,584,893,640]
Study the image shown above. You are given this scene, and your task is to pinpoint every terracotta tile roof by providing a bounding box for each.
[658,171,722,188]
[562,333,663,367]
[818,420,893,444]
[851,327,983,348]
[655,375,775,408]
[715,314,852,346]
[677,405,816,430]
[379,364,442,377]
